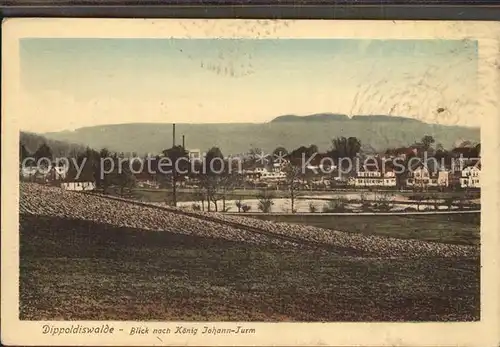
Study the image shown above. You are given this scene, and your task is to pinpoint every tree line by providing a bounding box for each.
[20,134,480,212]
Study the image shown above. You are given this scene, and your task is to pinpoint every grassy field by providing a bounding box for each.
[20,213,480,321]
[248,214,480,246]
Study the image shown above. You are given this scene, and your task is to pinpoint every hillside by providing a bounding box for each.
[41,115,479,155]
[20,131,87,157]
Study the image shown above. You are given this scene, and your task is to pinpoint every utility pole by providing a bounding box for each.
[182,135,185,150]
[172,123,177,207]
[172,123,176,146]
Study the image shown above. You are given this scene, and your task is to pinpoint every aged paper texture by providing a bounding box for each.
[2,18,500,346]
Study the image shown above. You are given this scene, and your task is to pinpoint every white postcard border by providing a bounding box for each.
[2,18,499,347]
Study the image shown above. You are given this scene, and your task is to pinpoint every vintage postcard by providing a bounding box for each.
[2,18,500,346]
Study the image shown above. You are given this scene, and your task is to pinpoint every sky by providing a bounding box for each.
[18,38,478,132]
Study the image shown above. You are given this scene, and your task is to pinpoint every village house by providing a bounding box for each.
[20,162,68,183]
[406,165,453,189]
[406,166,430,187]
[350,168,396,187]
[437,170,451,187]
[61,181,96,191]
[460,165,481,188]
[188,149,202,162]
[243,167,286,183]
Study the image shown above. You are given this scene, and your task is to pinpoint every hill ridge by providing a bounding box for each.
[270,113,424,124]
[38,116,479,155]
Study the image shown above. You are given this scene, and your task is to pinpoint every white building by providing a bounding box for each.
[406,167,452,188]
[357,170,382,178]
[406,166,430,187]
[437,170,451,187]
[460,166,480,188]
[21,164,68,181]
[188,149,202,162]
[244,167,286,182]
[261,170,286,181]
[20,166,38,178]
[61,182,96,191]
[351,170,396,187]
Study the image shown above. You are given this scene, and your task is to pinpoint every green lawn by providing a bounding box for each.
[248,214,480,246]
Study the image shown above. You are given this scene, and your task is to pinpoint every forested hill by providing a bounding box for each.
[20,131,87,158]
[40,115,479,155]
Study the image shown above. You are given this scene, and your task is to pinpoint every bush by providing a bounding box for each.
[241,204,251,213]
[235,200,243,212]
[322,199,347,213]
[191,203,201,211]
[257,189,275,213]
[258,200,274,213]
[308,202,317,213]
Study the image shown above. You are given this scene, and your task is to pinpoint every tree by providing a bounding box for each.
[197,147,229,212]
[328,136,361,169]
[198,174,219,212]
[272,147,288,163]
[19,144,30,166]
[204,147,224,173]
[114,159,136,196]
[33,143,53,164]
[248,146,263,159]
[288,145,318,164]
[421,135,435,151]
[475,143,481,157]
[217,171,242,212]
[257,189,275,213]
[235,199,243,213]
[309,144,319,156]
[283,163,302,213]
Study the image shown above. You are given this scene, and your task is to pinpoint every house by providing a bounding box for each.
[188,149,202,162]
[61,181,96,191]
[20,162,68,182]
[437,170,451,187]
[460,165,481,188]
[243,167,286,183]
[406,165,453,189]
[406,166,430,187]
[260,170,286,182]
[351,169,396,187]
[382,170,397,187]
[20,166,38,179]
